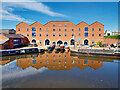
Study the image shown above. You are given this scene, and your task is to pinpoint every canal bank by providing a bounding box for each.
[71,48,120,58]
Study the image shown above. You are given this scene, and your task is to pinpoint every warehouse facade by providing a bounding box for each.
[16,21,104,46]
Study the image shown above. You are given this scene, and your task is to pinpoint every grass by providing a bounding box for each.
[104,35,120,39]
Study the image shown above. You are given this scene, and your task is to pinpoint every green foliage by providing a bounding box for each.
[97,41,103,47]
[104,35,120,39]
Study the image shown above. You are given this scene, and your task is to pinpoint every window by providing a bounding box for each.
[78,61,80,64]
[46,28,48,31]
[47,61,49,64]
[59,33,61,36]
[85,27,88,31]
[59,28,61,31]
[27,34,29,36]
[72,33,74,36]
[92,61,94,64]
[65,28,67,31]
[72,60,75,64]
[53,61,55,64]
[40,33,41,36]
[40,40,42,44]
[92,34,94,36]
[79,28,80,31]
[53,28,55,31]
[72,28,74,31]
[46,34,48,36]
[53,34,55,36]
[92,28,94,31]
[84,32,88,37]
[53,24,55,27]
[28,60,29,64]
[47,55,48,59]
[32,32,36,37]
[40,61,42,63]
[65,33,67,36]
[40,28,42,31]
[92,41,94,44]
[84,60,88,64]
[32,27,36,31]
[59,61,61,64]
[65,60,66,64]
[65,55,66,58]
[27,28,29,31]
[18,28,20,31]
[59,55,61,58]
[99,34,101,36]
[79,33,80,36]
[99,28,101,31]
[65,24,67,27]
[32,60,36,64]
[40,56,42,58]
[79,41,80,44]
[53,55,55,58]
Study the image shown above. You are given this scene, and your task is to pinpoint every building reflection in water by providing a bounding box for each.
[0,51,103,70]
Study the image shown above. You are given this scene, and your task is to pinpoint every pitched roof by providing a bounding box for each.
[90,21,104,26]
[44,21,75,26]
[16,22,29,26]
[1,33,26,38]
[0,39,9,44]
[30,21,43,26]
[76,21,89,26]
[0,29,14,31]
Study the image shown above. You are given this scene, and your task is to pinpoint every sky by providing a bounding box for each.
[0,0,119,31]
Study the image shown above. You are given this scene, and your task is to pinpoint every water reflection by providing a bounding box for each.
[0,51,106,70]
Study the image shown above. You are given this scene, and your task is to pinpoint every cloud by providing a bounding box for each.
[0,9,32,23]
[0,0,66,22]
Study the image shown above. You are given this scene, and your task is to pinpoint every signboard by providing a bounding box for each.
[78,38,81,40]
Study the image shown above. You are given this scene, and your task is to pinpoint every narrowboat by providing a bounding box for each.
[55,47,61,51]
[60,45,65,52]
[65,46,70,52]
[39,49,45,53]
[47,45,55,51]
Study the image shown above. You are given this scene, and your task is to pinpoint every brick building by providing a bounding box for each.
[0,33,30,49]
[16,21,104,46]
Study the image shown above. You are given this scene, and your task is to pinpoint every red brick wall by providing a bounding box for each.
[103,38,120,44]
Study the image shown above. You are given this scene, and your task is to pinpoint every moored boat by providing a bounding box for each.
[65,46,70,52]
[47,45,55,51]
[55,47,61,51]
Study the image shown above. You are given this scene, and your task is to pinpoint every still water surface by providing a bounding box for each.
[0,51,119,88]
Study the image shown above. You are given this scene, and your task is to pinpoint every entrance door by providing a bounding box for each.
[84,39,89,45]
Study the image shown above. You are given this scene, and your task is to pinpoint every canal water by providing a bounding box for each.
[0,50,119,88]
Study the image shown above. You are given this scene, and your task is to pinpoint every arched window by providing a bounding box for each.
[84,39,89,45]
[70,39,75,45]
[31,39,36,44]
[57,40,63,45]
[64,42,68,45]
[45,39,50,45]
